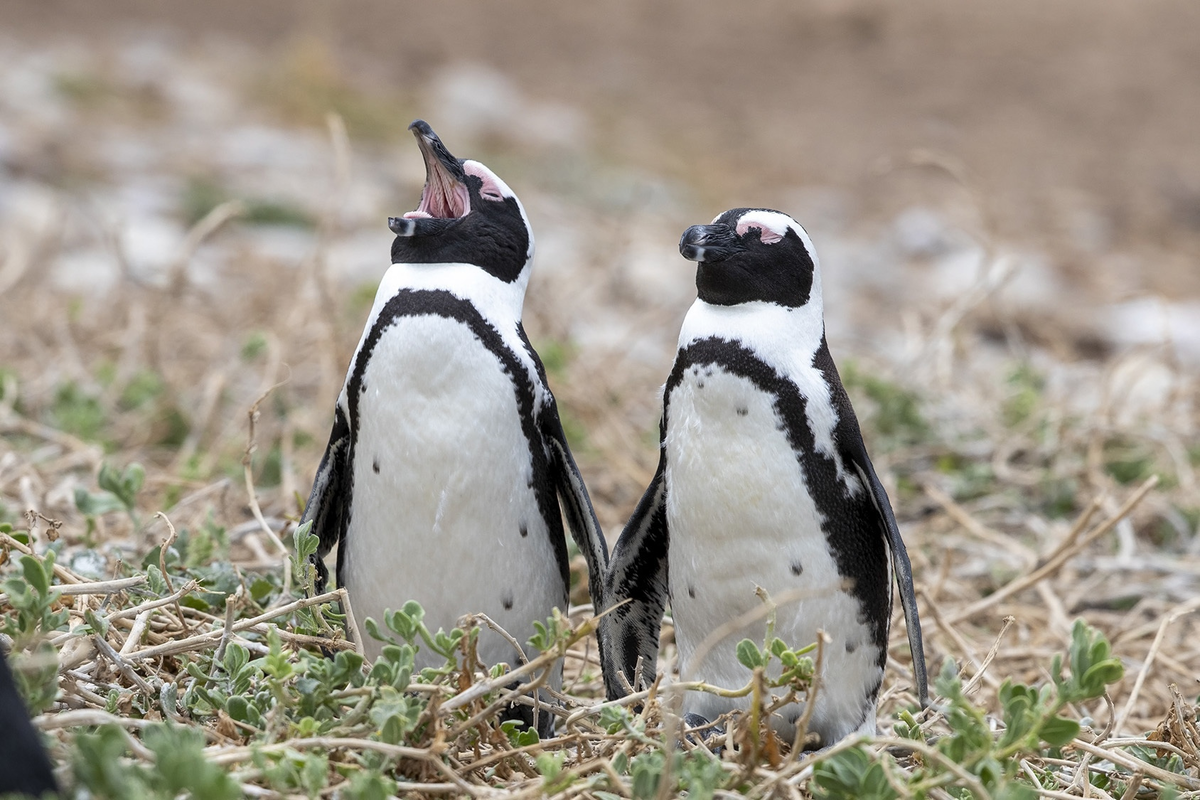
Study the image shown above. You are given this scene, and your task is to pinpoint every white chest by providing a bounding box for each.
[340,314,564,676]
[663,363,880,741]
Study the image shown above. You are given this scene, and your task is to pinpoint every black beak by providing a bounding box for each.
[409,119,467,184]
[389,120,470,237]
[680,223,738,262]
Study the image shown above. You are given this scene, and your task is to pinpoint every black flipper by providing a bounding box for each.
[847,453,929,708]
[540,401,609,610]
[600,458,670,701]
[540,397,613,692]
[299,405,351,593]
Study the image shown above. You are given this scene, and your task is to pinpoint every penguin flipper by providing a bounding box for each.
[540,401,609,611]
[600,459,669,700]
[300,406,351,594]
[848,454,929,708]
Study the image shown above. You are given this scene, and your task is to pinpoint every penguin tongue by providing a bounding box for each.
[411,161,470,219]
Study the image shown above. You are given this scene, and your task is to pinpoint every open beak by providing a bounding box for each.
[389,120,470,236]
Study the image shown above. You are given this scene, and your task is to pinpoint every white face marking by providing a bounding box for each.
[664,363,879,741]
[676,283,862,496]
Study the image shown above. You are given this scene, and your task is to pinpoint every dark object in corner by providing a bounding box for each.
[0,651,58,796]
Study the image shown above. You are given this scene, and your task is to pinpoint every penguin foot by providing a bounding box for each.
[497,688,557,739]
[681,713,726,751]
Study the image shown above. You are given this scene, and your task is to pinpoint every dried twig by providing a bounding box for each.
[946,476,1159,624]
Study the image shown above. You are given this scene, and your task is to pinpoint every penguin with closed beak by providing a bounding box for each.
[601,208,927,747]
[300,120,608,736]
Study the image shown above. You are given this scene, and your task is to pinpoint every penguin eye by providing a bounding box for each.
[736,219,784,244]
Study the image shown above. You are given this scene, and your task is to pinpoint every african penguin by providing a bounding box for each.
[0,650,58,795]
[600,208,928,747]
[300,120,609,735]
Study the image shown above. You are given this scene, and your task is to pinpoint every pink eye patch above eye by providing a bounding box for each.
[464,162,506,201]
[736,219,784,244]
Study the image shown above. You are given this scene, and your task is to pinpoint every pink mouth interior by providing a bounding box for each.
[402,168,470,220]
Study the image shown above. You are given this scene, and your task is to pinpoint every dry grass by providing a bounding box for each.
[2,69,1199,798]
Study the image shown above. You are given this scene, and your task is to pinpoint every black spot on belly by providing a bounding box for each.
[845,640,859,654]
[790,560,803,576]
[704,367,713,377]
[519,522,528,538]
[736,406,748,416]
[697,381,705,389]
[372,458,380,474]
[687,585,696,599]
[502,593,514,611]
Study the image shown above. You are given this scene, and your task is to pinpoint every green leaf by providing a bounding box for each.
[384,604,423,644]
[1040,716,1081,746]
[84,608,110,638]
[146,565,168,596]
[995,783,1039,800]
[292,520,317,559]
[812,746,898,800]
[98,462,144,512]
[538,751,572,792]
[75,487,127,516]
[630,751,665,799]
[431,627,464,658]
[343,769,396,800]
[1081,661,1124,695]
[934,657,964,701]
[72,725,137,796]
[736,638,764,670]
[223,642,250,677]
[20,553,50,596]
[500,719,540,747]
[144,723,241,800]
[225,695,253,724]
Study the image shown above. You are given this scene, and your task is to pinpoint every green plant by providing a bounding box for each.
[1002,362,1044,428]
[816,620,1126,800]
[843,362,928,444]
[75,462,145,529]
[2,549,69,647]
[49,381,107,442]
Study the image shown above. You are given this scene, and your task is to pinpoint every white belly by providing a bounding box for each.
[340,314,564,684]
[665,363,880,742]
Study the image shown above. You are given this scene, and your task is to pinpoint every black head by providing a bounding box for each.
[679,208,818,308]
[389,120,533,283]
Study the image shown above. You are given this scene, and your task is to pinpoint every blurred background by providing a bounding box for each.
[2,0,1199,729]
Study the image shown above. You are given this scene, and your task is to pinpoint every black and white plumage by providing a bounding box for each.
[300,121,608,731]
[0,650,57,796]
[601,208,928,746]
